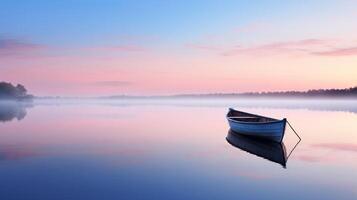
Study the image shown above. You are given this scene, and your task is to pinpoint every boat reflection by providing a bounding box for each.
[226,130,288,168]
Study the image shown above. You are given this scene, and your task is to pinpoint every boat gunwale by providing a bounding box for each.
[226,116,286,125]
[226,108,285,124]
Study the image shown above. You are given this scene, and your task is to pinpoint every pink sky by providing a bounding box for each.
[1,37,357,96]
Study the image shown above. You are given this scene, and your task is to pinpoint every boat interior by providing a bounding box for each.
[227,109,278,122]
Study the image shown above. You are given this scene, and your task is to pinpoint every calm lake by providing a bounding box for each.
[0,99,356,200]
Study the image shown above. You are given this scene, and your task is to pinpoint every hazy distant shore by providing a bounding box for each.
[1,81,357,100]
[35,86,357,100]
[35,94,357,100]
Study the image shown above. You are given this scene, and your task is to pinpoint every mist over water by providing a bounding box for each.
[0,98,356,200]
[33,97,357,113]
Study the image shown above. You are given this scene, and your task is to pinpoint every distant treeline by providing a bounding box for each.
[0,82,33,100]
[237,86,357,98]
[169,86,357,99]
[4,82,357,100]
[98,86,357,99]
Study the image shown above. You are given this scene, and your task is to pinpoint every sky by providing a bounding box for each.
[1,0,357,96]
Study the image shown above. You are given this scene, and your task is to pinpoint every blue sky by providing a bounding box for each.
[3,0,351,46]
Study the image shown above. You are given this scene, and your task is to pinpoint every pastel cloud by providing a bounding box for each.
[0,37,45,57]
[189,38,357,57]
[312,47,357,56]
[0,35,146,59]
[222,39,330,56]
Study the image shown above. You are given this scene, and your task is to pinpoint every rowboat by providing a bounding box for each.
[226,130,287,167]
[226,108,287,143]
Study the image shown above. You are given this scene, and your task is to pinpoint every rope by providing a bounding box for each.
[285,120,302,160]
[287,120,301,141]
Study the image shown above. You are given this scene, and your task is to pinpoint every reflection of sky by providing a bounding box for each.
[0,100,356,199]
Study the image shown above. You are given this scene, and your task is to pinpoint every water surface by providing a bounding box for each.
[0,99,356,200]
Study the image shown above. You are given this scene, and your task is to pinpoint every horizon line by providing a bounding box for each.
[34,86,357,99]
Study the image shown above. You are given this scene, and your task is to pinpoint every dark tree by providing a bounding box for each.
[0,82,33,100]
[16,84,27,96]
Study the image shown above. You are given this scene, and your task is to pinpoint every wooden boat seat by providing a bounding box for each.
[229,116,276,123]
